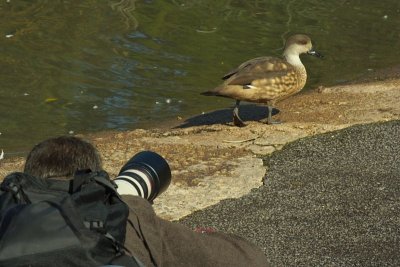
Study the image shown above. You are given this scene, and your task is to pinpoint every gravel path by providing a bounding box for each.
[179,120,400,267]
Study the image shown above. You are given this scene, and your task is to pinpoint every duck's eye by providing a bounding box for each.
[297,40,308,45]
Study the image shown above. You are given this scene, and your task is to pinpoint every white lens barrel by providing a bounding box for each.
[114,169,152,198]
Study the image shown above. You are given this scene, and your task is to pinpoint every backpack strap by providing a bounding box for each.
[106,235,146,267]
[71,170,124,201]
[0,172,48,204]
[2,181,31,204]
[70,169,94,193]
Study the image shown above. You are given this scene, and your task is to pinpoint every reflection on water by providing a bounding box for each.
[0,0,400,154]
[111,0,139,29]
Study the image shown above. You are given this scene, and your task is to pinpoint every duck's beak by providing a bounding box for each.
[307,48,323,58]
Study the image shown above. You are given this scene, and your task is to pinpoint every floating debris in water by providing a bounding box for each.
[383,15,388,20]
[93,105,98,109]
[68,130,74,135]
[165,98,171,104]
[0,150,4,160]
[45,97,58,103]
[5,34,14,38]
[23,93,29,96]
[155,101,160,105]
[196,27,217,34]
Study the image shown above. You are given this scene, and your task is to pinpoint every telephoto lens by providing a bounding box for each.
[113,151,171,202]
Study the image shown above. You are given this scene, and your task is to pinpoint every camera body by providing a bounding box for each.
[114,151,171,202]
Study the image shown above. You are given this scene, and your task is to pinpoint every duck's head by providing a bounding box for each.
[283,34,323,64]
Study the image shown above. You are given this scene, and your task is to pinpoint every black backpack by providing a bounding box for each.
[0,170,145,267]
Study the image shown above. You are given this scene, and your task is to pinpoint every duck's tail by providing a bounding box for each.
[200,91,217,96]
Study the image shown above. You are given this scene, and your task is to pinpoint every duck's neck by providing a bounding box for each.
[284,53,304,68]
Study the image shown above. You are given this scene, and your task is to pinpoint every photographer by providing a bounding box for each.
[21,136,268,267]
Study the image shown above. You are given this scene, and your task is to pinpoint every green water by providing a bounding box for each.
[1,0,400,155]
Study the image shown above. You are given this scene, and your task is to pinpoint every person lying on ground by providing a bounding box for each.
[22,136,268,267]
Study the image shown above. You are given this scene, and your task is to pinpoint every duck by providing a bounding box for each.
[201,34,323,127]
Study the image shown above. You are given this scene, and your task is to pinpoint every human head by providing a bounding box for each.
[24,136,102,179]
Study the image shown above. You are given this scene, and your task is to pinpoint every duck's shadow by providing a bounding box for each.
[175,104,279,128]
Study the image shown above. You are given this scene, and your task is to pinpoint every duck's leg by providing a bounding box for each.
[266,101,281,125]
[233,100,246,127]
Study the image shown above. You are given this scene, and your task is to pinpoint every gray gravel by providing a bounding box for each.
[179,120,400,266]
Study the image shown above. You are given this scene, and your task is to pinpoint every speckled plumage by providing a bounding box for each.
[202,34,322,126]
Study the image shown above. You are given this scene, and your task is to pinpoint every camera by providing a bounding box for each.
[114,151,171,202]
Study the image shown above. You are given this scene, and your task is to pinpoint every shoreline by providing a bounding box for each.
[1,75,400,220]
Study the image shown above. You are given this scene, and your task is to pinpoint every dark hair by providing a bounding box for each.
[24,136,102,179]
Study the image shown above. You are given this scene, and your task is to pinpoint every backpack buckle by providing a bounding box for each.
[4,182,31,204]
[84,219,106,234]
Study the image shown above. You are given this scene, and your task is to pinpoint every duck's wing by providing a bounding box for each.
[222,57,273,80]
[222,57,294,86]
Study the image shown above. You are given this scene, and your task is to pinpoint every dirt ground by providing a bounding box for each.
[1,72,399,220]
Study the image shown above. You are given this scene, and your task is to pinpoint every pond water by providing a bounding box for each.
[1,0,400,155]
